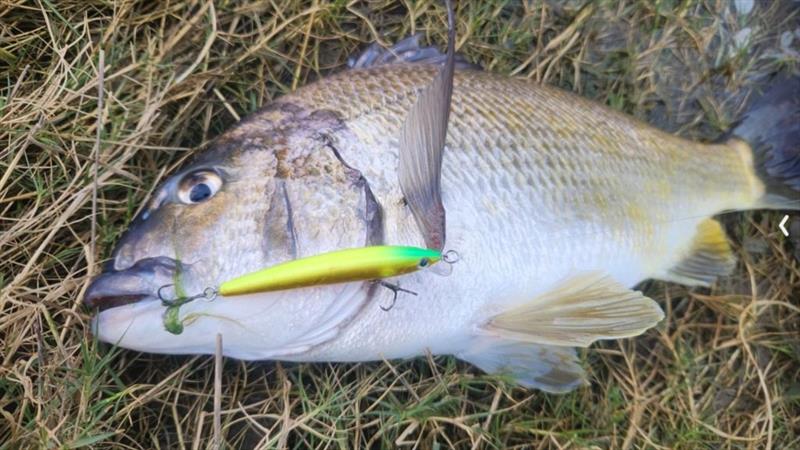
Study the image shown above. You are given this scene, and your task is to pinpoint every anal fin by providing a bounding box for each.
[457,336,586,393]
[664,218,736,287]
[481,272,664,348]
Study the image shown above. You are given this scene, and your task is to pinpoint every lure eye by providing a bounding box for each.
[418,258,429,268]
[177,170,222,205]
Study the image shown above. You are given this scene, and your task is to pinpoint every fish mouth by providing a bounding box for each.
[85,256,181,312]
[85,292,150,311]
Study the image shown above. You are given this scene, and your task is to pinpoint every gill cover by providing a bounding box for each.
[218,0,459,298]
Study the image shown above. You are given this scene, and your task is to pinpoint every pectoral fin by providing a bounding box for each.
[397,0,456,251]
[482,272,664,347]
[663,218,736,287]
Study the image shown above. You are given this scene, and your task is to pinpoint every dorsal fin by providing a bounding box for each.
[348,34,480,70]
[664,218,736,287]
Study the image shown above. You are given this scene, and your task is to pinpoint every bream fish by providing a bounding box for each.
[85,20,800,392]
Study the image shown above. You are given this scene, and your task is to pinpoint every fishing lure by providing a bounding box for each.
[219,245,442,296]
[158,245,447,333]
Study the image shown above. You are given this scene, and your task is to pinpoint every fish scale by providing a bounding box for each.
[286,66,756,212]
[258,64,760,359]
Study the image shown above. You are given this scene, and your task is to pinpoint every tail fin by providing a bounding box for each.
[731,76,800,210]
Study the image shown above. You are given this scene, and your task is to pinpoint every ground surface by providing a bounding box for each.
[1,0,799,448]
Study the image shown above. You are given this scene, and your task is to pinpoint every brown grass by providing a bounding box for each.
[1,0,799,448]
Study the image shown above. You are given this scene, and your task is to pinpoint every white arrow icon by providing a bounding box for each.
[779,215,789,237]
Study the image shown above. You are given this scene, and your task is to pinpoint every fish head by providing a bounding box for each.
[85,104,382,356]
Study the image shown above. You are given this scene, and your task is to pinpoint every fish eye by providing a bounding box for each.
[177,170,222,205]
[418,258,429,268]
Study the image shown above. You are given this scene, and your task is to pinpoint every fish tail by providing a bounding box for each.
[730,75,800,210]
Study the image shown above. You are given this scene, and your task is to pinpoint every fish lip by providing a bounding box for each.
[84,256,181,311]
[84,271,154,311]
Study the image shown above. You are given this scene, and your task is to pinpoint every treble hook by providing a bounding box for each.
[377,281,417,311]
[158,284,218,307]
[157,284,177,305]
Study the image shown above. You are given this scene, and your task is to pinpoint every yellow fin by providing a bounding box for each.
[665,218,736,287]
[482,272,664,347]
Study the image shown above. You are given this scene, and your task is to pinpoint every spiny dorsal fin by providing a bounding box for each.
[482,272,664,348]
[348,34,480,70]
[397,0,456,251]
[457,336,587,393]
[665,218,736,287]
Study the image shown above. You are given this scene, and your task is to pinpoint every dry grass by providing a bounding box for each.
[2,0,799,448]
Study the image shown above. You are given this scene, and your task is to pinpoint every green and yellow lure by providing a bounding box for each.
[161,246,442,334]
[219,245,442,296]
